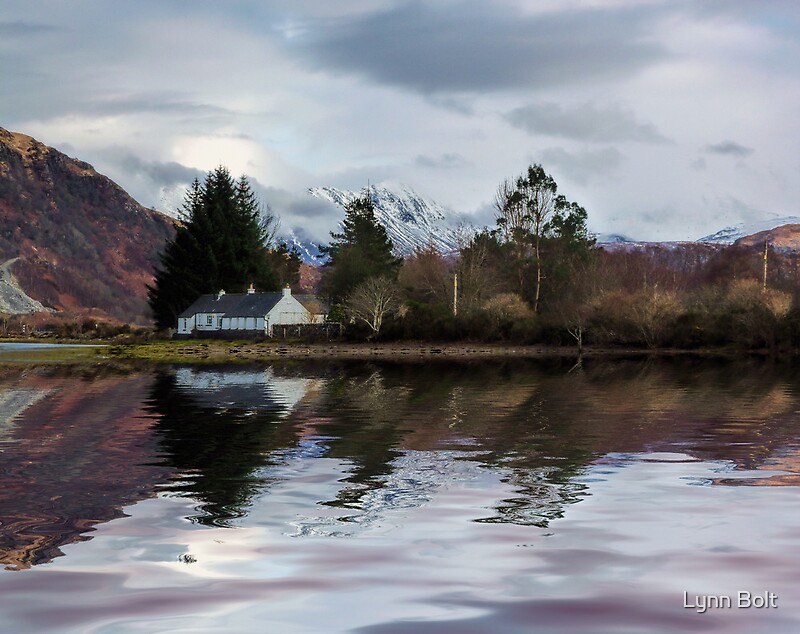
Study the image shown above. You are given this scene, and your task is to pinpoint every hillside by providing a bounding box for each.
[0,127,175,324]
[698,216,800,244]
[734,224,800,252]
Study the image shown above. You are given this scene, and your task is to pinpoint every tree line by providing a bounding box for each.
[148,167,301,330]
[149,164,800,352]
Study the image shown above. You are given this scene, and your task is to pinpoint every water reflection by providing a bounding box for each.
[142,359,800,533]
[146,367,319,526]
[5,359,800,571]
[0,366,169,570]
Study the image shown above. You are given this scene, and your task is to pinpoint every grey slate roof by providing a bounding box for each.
[178,293,281,318]
[178,292,326,319]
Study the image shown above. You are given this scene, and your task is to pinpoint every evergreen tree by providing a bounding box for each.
[319,191,401,302]
[148,167,279,330]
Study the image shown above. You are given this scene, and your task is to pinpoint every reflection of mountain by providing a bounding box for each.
[0,388,50,441]
[0,370,168,570]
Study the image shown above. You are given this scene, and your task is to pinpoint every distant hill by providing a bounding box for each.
[594,233,635,244]
[734,224,800,252]
[0,127,175,324]
[697,216,800,245]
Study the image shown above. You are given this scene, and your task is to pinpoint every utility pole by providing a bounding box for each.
[763,239,769,291]
[453,272,458,317]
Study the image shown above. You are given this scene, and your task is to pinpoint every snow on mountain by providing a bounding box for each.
[281,229,325,264]
[306,183,462,258]
[595,233,635,244]
[697,216,800,244]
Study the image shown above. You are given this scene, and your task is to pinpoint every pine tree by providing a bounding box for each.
[319,191,401,302]
[147,167,279,330]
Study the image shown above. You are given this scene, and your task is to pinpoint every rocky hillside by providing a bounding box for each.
[734,224,800,252]
[0,127,175,324]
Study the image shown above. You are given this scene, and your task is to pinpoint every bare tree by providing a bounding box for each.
[456,231,500,314]
[494,178,529,240]
[399,245,453,306]
[260,201,280,248]
[495,165,558,312]
[345,276,401,337]
[301,299,325,325]
[631,288,682,348]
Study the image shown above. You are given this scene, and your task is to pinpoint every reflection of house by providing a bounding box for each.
[173,367,319,416]
[177,286,327,337]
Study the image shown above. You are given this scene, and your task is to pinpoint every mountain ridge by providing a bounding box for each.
[0,126,175,323]
[281,183,462,264]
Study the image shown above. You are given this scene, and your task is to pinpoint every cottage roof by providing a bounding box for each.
[178,291,325,319]
[178,293,244,318]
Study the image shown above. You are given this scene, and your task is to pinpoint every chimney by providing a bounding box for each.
[282,284,291,297]
[247,283,256,294]
[216,289,225,300]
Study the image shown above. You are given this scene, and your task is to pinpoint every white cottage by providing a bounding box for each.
[176,286,327,337]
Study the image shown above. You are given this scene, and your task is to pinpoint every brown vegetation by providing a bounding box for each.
[0,127,175,325]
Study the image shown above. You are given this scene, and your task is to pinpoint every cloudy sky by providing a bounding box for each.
[3,0,800,242]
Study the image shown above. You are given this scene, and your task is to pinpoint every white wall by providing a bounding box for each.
[195,313,222,331]
[267,295,313,326]
[177,316,196,334]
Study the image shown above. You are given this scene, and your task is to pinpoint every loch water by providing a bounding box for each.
[1,358,800,633]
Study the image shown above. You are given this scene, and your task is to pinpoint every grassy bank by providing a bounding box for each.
[0,343,107,363]
[105,339,743,364]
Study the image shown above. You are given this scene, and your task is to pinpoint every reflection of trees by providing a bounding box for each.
[145,370,305,526]
[308,362,593,526]
[303,359,800,528]
[5,358,800,570]
[315,371,408,512]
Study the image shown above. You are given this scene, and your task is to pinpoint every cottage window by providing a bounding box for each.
[206,315,213,325]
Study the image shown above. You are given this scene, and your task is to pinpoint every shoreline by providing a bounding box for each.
[105,340,749,363]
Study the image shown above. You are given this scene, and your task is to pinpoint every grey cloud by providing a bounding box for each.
[505,102,670,144]
[450,202,496,232]
[415,153,469,169]
[0,21,57,37]
[90,96,233,118]
[716,195,762,222]
[104,154,340,241]
[705,141,754,157]
[251,185,341,243]
[539,147,625,185]
[260,186,339,220]
[117,155,205,188]
[426,95,475,115]
[288,2,667,93]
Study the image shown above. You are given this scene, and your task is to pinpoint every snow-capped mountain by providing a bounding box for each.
[305,183,462,258]
[697,216,800,244]
[594,233,635,244]
[280,229,325,263]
